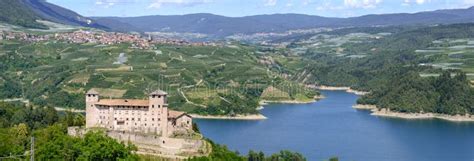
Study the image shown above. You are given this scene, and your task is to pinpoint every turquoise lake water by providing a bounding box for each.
[195,90,474,161]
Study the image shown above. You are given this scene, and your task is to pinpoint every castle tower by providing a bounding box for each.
[149,90,168,136]
[85,89,100,128]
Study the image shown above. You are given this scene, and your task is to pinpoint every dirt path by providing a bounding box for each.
[177,79,206,108]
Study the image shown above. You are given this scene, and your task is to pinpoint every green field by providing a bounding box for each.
[415,38,474,78]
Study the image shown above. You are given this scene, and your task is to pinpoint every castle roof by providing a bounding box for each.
[150,90,168,96]
[86,89,99,95]
[168,110,191,119]
[95,99,149,107]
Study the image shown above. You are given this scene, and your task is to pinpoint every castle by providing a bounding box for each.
[85,89,192,137]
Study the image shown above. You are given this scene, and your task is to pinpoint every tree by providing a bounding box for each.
[75,131,138,161]
[248,150,265,161]
[267,150,306,161]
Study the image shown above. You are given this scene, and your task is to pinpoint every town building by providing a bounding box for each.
[85,89,192,137]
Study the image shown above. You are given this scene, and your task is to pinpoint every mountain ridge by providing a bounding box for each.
[0,0,473,37]
[92,6,474,36]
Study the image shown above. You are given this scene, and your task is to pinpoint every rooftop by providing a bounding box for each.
[95,99,149,107]
[168,110,186,119]
[150,90,168,96]
[86,89,99,95]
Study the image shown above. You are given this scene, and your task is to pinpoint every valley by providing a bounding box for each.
[0,1,474,160]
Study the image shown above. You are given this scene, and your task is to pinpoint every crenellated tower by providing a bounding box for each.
[85,89,100,128]
[149,90,169,136]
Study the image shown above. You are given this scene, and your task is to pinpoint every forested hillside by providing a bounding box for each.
[0,0,107,30]
[93,7,474,36]
[0,0,47,29]
[277,23,474,115]
[358,71,474,115]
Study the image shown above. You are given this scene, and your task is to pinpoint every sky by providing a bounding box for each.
[47,0,474,17]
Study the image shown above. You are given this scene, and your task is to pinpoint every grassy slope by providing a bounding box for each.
[0,38,316,115]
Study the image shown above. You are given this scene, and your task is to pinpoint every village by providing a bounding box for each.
[0,30,217,49]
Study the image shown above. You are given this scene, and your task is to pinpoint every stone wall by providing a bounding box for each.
[67,127,208,158]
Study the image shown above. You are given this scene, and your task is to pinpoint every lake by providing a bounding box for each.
[194,90,474,161]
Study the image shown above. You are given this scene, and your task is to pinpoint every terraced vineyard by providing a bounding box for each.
[417,38,474,80]
[0,38,317,115]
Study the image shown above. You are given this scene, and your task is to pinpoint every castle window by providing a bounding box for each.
[158,105,161,108]
[152,118,154,121]
[88,94,91,97]
[158,95,161,98]
[126,118,129,121]
[145,124,147,126]
[152,105,154,108]
[132,118,134,121]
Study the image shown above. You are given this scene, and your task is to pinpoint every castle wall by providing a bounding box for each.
[67,127,206,157]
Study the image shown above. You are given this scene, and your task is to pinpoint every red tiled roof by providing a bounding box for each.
[168,110,191,119]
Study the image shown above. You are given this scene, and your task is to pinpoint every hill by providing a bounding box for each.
[0,0,107,29]
[272,23,474,115]
[0,0,48,29]
[93,7,474,36]
[0,34,317,115]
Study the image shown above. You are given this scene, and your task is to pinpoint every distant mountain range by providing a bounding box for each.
[93,7,474,36]
[1,0,473,37]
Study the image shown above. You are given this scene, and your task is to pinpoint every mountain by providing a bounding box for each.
[1,0,473,36]
[0,0,107,29]
[93,7,474,36]
[0,0,48,29]
[93,13,342,36]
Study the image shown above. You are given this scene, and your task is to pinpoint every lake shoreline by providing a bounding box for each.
[260,95,325,105]
[190,114,268,120]
[315,85,369,95]
[353,104,474,122]
[192,95,325,120]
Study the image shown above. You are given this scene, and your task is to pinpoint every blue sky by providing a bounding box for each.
[47,0,474,17]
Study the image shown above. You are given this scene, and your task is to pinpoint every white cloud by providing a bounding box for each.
[148,0,212,9]
[264,0,277,6]
[95,0,119,8]
[344,0,382,8]
[302,0,311,6]
[316,1,344,11]
[402,0,431,6]
[464,0,474,6]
